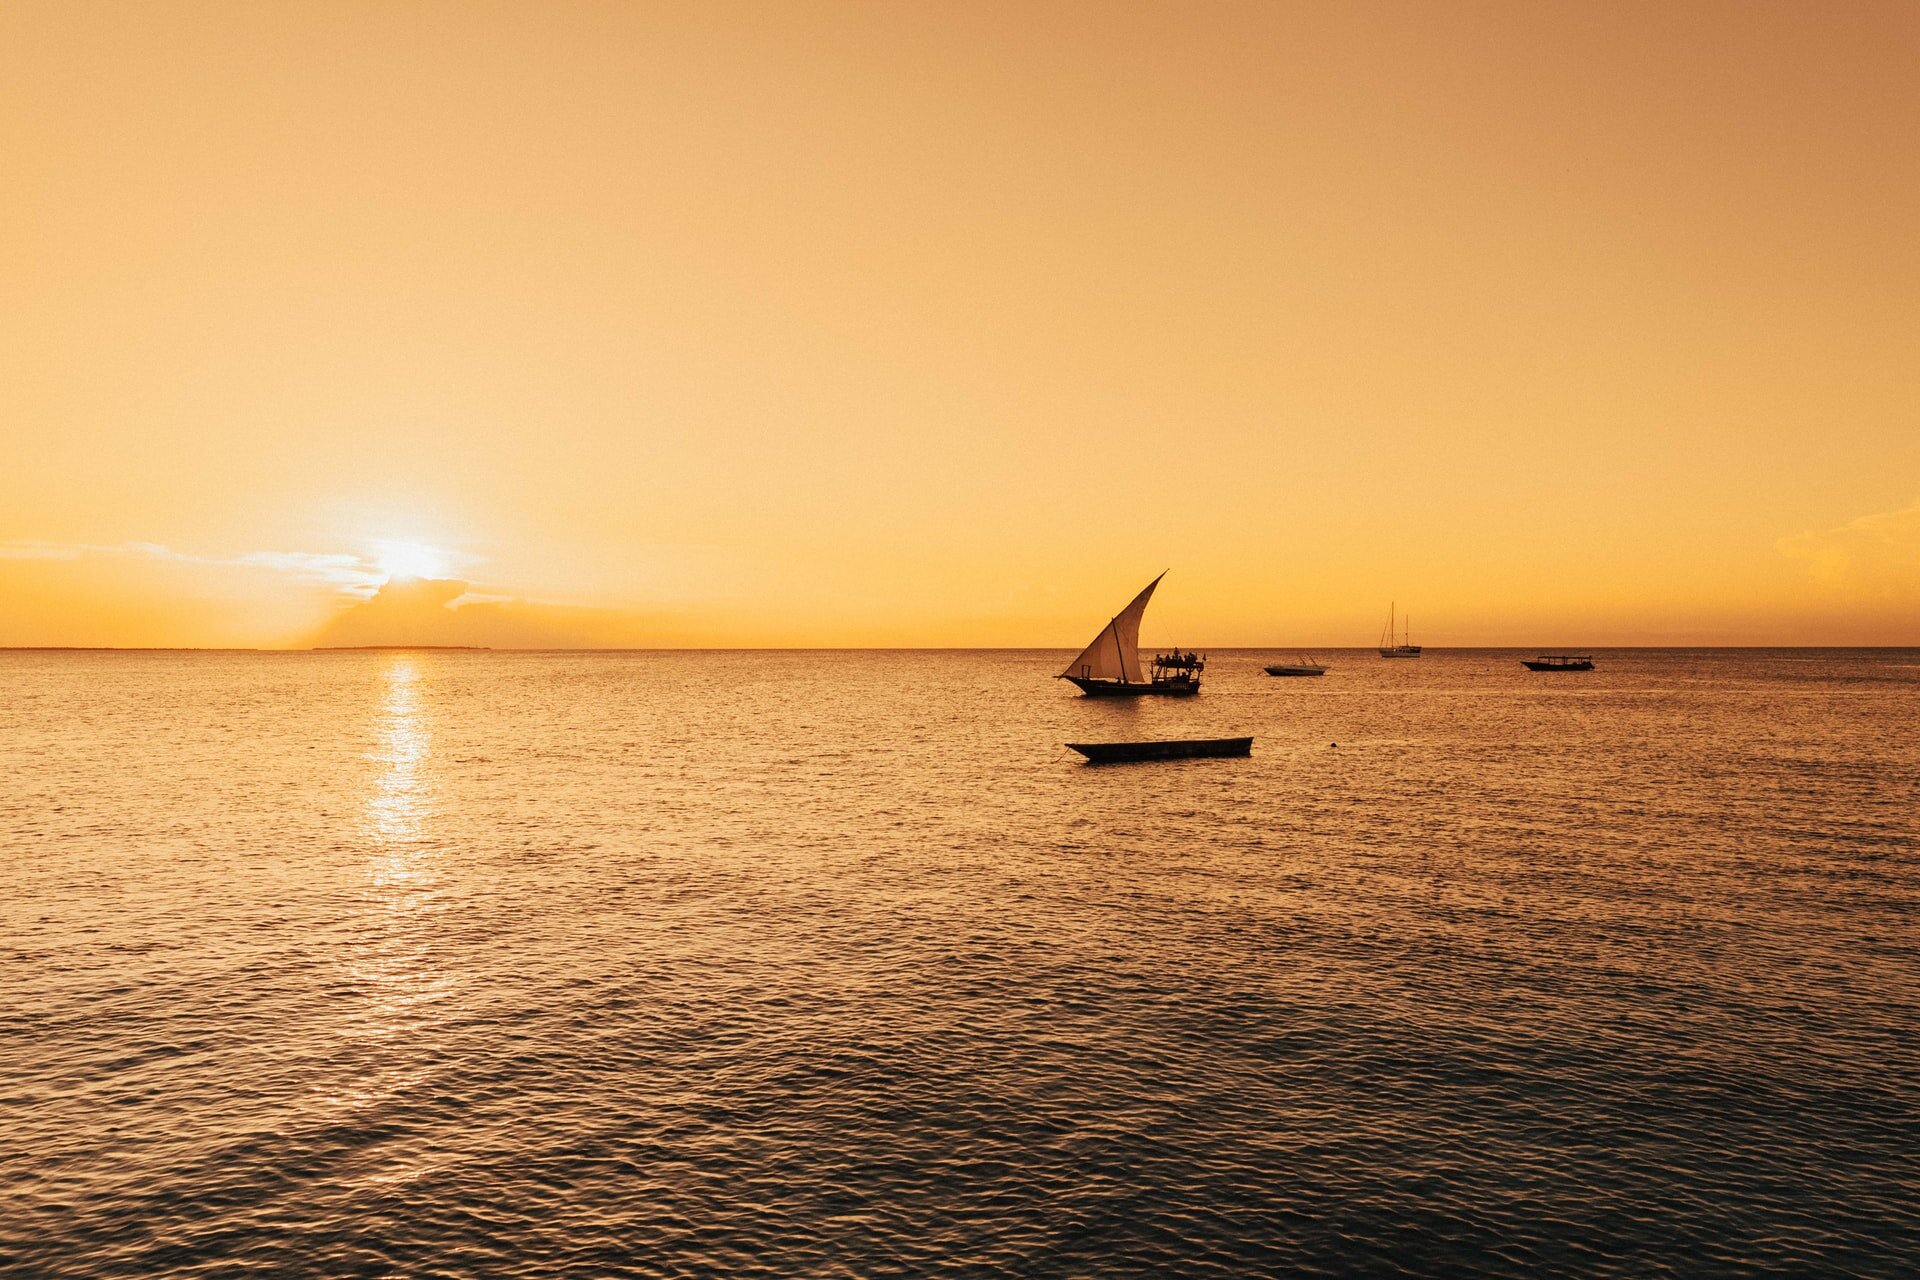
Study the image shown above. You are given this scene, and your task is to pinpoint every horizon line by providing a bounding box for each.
[4,644,1917,654]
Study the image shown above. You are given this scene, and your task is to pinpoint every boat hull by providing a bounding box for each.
[1064,676,1200,697]
[1523,659,1593,671]
[1264,665,1325,677]
[1378,646,1422,658]
[1067,736,1252,764]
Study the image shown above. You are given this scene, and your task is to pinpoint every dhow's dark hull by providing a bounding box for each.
[1523,659,1593,671]
[1067,736,1252,764]
[1064,676,1199,697]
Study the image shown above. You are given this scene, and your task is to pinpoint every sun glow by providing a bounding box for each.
[372,540,451,583]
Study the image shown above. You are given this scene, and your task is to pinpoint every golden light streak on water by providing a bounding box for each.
[366,656,431,852]
[344,656,453,1058]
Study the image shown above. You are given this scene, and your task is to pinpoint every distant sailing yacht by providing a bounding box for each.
[1378,602,1422,658]
[1059,572,1202,696]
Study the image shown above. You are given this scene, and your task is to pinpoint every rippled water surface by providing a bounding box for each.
[4,649,1918,1277]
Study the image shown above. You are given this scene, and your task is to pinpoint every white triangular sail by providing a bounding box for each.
[1060,573,1164,683]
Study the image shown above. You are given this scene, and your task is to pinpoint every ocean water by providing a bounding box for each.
[3,648,1917,1278]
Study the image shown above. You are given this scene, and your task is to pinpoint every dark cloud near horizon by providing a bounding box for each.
[309,578,653,648]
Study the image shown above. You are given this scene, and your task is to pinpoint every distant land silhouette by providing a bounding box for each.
[312,645,491,651]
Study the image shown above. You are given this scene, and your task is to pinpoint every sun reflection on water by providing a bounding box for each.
[368,656,431,850]
[343,655,454,1062]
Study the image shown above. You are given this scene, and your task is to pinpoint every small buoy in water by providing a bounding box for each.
[1330,742,1338,748]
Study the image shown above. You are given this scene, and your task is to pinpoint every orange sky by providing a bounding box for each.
[3,1,1916,647]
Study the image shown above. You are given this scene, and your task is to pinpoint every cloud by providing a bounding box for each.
[0,539,379,590]
[0,540,88,561]
[1777,501,1920,595]
[308,577,658,648]
[230,550,377,588]
[1,539,696,647]
[0,539,369,648]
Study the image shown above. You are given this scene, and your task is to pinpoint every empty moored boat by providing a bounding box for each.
[1066,736,1253,763]
[1523,654,1594,671]
[1264,654,1326,677]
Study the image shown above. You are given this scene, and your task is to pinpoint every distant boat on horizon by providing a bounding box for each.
[1523,654,1594,671]
[1264,654,1327,677]
[1379,602,1422,658]
[1058,572,1203,696]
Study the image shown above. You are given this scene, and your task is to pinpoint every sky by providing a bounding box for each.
[3,0,1916,648]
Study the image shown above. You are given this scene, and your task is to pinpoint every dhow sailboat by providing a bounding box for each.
[1058,572,1202,696]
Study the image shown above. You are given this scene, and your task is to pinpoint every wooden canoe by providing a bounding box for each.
[1066,736,1253,764]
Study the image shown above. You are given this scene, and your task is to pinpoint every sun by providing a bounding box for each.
[372,539,451,582]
